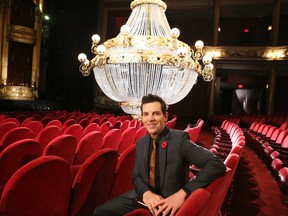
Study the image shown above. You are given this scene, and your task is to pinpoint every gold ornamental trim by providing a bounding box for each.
[0,85,36,100]
[8,24,36,45]
[131,0,167,10]
[205,46,288,61]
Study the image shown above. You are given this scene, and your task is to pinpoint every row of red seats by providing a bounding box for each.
[0,145,136,215]
[210,120,245,161]
[209,113,288,128]
[245,121,288,194]
[185,119,204,143]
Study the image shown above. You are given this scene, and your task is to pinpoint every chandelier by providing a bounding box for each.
[78,0,213,115]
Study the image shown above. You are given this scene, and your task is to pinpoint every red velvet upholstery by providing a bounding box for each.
[64,124,84,144]
[134,126,147,143]
[0,139,43,196]
[99,123,110,136]
[40,116,53,127]
[0,127,35,152]
[278,167,288,192]
[83,123,100,135]
[43,134,77,165]
[176,188,211,216]
[74,131,103,165]
[0,122,18,141]
[25,121,44,137]
[101,129,122,151]
[112,120,122,129]
[21,117,36,127]
[0,156,72,216]
[78,118,90,129]
[0,118,20,126]
[109,145,136,199]
[46,119,63,129]
[200,154,239,216]
[90,117,100,125]
[118,127,137,153]
[69,148,118,216]
[120,120,131,131]
[36,125,63,149]
[63,119,77,131]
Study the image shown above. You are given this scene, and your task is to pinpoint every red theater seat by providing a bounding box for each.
[0,156,72,216]
[74,131,103,165]
[43,134,77,165]
[118,127,137,154]
[109,145,136,199]
[0,122,19,141]
[63,124,84,144]
[0,127,35,152]
[69,149,118,216]
[36,125,63,149]
[101,129,122,151]
[0,139,43,196]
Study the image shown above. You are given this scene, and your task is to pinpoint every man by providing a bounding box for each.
[93,94,226,216]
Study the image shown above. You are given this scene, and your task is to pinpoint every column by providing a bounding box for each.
[268,65,276,115]
[0,5,4,78]
[209,0,220,116]
[0,3,10,85]
[267,0,280,114]
[31,8,43,97]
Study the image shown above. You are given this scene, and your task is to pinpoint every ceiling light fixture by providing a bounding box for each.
[78,0,213,115]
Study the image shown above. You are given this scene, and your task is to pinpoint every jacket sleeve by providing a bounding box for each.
[181,132,226,194]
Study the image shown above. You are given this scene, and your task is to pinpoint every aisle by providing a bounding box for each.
[196,128,288,216]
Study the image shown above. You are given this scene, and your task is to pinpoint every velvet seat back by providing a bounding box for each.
[69,148,118,216]
[109,145,136,199]
[43,134,77,165]
[74,131,103,165]
[0,156,72,216]
[0,127,35,152]
[36,125,63,149]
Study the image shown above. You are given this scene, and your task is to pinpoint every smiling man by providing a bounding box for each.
[93,94,226,216]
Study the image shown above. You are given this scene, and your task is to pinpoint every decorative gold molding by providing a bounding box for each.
[8,24,36,45]
[0,85,36,100]
[131,0,167,10]
[205,46,288,61]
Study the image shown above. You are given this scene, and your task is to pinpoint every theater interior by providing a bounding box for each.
[0,0,288,215]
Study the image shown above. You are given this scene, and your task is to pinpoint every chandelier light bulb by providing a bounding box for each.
[78,53,87,62]
[171,28,180,38]
[84,59,90,66]
[206,63,214,70]
[91,34,101,43]
[136,43,146,53]
[120,25,130,35]
[177,47,187,57]
[202,54,212,64]
[195,40,204,50]
[96,45,106,55]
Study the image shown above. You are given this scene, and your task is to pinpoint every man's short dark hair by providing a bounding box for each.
[141,94,167,114]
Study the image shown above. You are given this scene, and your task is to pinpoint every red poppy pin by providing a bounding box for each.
[162,141,168,149]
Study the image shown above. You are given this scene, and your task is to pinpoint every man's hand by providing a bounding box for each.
[142,190,163,215]
[154,189,187,216]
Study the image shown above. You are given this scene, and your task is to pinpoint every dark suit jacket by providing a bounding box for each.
[129,127,226,199]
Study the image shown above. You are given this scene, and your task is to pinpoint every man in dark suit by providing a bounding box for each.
[93,94,226,216]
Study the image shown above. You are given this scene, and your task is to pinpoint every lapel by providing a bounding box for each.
[158,130,170,190]
[142,135,150,184]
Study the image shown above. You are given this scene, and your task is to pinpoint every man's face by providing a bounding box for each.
[141,102,168,139]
